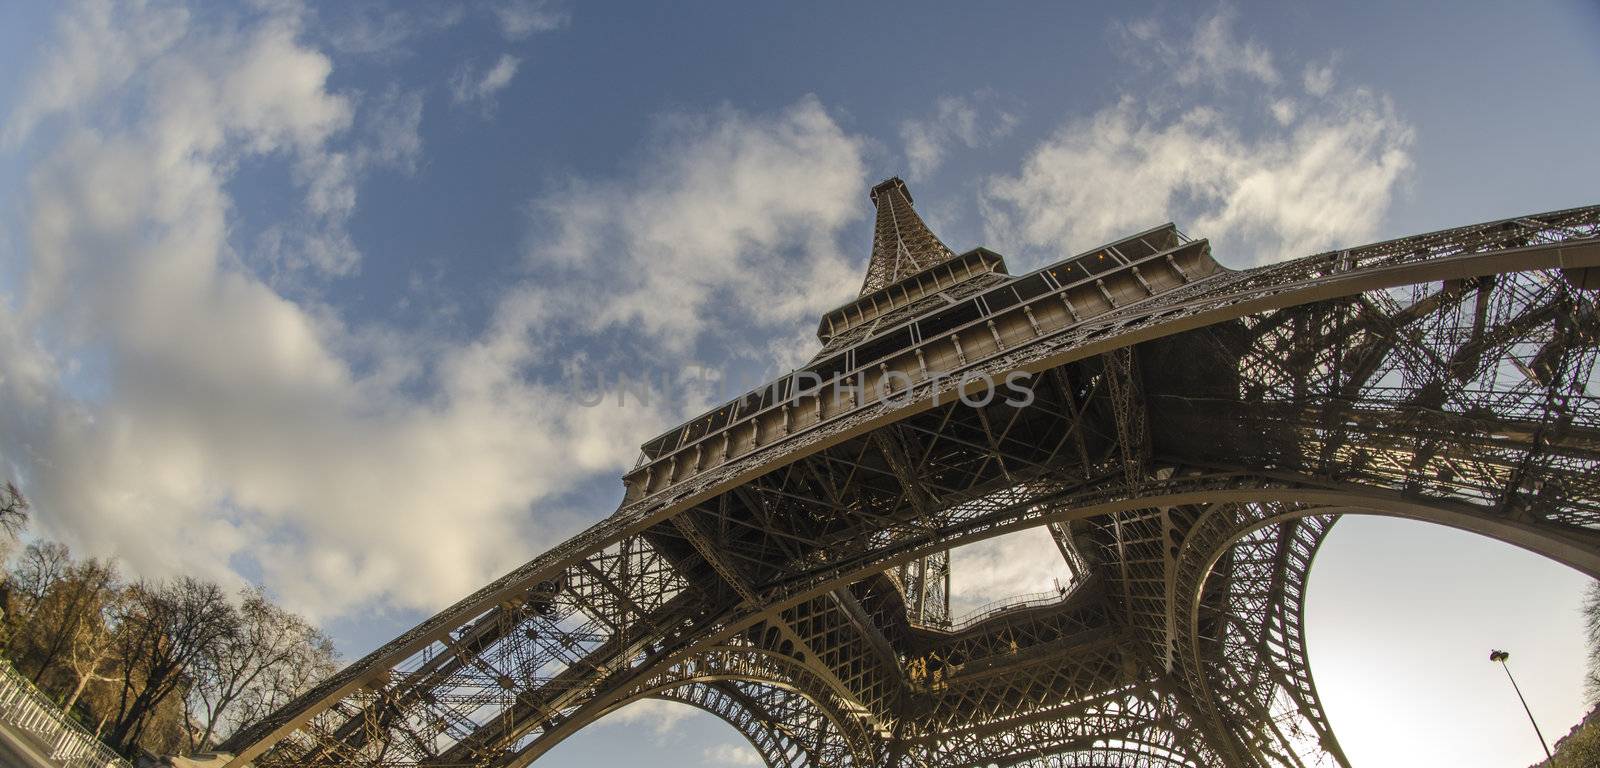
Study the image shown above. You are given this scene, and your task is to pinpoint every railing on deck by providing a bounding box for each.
[0,660,129,768]
[944,589,1067,631]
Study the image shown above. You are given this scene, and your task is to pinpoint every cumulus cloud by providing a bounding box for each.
[525,96,867,351]
[323,3,562,57]
[321,3,465,59]
[451,54,521,113]
[492,0,568,40]
[1,0,190,148]
[0,0,643,619]
[257,85,425,281]
[704,742,764,767]
[1182,4,1279,86]
[986,6,1412,265]
[1304,60,1337,97]
[948,528,1073,618]
[1270,97,1297,126]
[1118,3,1278,88]
[603,699,694,740]
[361,85,425,172]
[900,90,1022,180]
[0,1,872,625]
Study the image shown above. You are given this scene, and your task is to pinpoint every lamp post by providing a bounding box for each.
[1490,649,1553,763]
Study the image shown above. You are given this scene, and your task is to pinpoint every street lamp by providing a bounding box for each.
[1490,649,1553,763]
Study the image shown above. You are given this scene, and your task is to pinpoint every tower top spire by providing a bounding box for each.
[859,177,957,295]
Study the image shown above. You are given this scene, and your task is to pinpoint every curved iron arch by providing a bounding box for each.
[642,681,825,768]
[1167,493,1600,768]
[218,206,1600,768]
[568,644,878,767]
[494,469,1600,768]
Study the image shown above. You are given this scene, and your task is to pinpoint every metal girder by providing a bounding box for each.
[871,427,954,628]
[595,645,879,767]
[650,683,808,768]
[222,202,1600,768]
[647,678,867,768]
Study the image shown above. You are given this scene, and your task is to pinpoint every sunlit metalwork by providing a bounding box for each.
[221,178,1600,767]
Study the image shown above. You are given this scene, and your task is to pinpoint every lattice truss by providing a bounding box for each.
[859,177,958,295]
[220,206,1600,768]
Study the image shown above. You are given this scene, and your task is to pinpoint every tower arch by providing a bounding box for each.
[216,188,1600,768]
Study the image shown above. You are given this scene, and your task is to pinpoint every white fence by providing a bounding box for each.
[0,660,129,768]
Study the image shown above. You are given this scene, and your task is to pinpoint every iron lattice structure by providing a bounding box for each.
[221,177,1600,768]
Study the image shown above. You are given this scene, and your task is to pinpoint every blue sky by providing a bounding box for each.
[0,1,1597,766]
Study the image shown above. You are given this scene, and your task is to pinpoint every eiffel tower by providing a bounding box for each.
[220,178,1600,768]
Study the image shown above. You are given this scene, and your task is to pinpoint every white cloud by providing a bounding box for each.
[492,0,568,40]
[603,698,694,740]
[1183,4,1279,86]
[0,0,657,620]
[704,742,764,767]
[1304,60,1336,97]
[948,527,1073,618]
[1270,97,1297,126]
[481,55,521,95]
[323,4,465,58]
[525,96,867,351]
[1,0,190,148]
[0,2,871,625]
[362,86,425,172]
[1121,17,1160,43]
[900,91,1021,180]
[6,2,430,289]
[451,54,522,113]
[324,3,562,57]
[986,8,1412,265]
[255,85,422,281]
[1115,4,1277,89]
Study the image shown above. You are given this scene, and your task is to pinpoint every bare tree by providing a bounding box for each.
[186,586,335,751]
[1586,581,1600,704]
[106,577,238,755]
[6,544,114,689]
[9,540,72,608]
[58,562,123,712]
[0,481,27,547]
[5,539,72,658]
[230,632,336,737]
[0,534,338,758]
[0,482,28,644]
